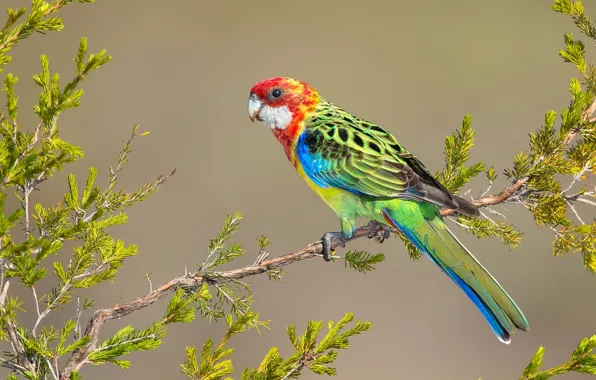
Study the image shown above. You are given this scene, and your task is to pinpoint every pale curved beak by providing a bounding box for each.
[248,93,263,122]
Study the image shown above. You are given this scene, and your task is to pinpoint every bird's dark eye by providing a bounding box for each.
[271,88,282,98]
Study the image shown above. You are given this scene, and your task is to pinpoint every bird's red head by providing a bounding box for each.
[248,77,321,163]
[248,77,320,131]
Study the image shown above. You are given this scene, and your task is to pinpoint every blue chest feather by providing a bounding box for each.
[296,132,331,189]
[296,131,365,195]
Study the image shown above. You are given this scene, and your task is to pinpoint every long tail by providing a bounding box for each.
[381,208,530,344]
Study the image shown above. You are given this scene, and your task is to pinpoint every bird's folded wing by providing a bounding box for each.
[296,116,478,216]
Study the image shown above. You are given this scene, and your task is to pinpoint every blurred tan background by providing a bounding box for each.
[2,0,595,379]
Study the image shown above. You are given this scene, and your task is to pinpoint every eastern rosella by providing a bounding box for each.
[247,77,529,344]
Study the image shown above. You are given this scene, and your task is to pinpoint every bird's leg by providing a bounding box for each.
[367,220,392,243]
[320,231,346,262]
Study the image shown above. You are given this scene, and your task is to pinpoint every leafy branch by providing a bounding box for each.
[515,335,596,379]
[180,312,371,380]
[60,216,381,378]
[244,312,371,379]
[0,0,95,75]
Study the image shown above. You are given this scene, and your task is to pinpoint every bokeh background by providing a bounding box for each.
[2,0,595,379]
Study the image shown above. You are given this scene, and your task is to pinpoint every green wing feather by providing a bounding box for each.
[303,101,478,216]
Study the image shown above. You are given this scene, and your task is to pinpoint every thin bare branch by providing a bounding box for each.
[33,281,72,336]
[214,284,248,316]
[0,280,31,372]
[22,185,32,238]
[32,286,41,317]
[145,273,153,293]
[479,180,493,198]
[0,356,27,372]
[566,199,586,224]
[484,207,507,220]
[74,297,83,341]
[46,358,58,380]
[576,196,596,207]
[281,363,303,380]
[281,353,321,380]
[441,177,530,216]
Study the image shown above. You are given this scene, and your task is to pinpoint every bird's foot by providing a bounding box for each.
[366,220,392,243]
[320,232,346,262]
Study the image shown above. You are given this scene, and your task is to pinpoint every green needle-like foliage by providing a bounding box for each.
[343,250,385,273]
[201,211,246,271]
[236,313,372,380]
[181,312,262,380]
[519,335,596,379]
[436,114,485,194]
[88,323,166,369]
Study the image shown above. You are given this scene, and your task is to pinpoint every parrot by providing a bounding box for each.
[247,76,529,344]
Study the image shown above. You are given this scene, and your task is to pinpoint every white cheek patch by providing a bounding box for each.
[258,104,292,130]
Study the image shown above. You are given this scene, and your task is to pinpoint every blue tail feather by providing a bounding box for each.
[381,209,511,344]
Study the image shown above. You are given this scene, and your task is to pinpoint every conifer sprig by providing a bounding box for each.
[518,335,596,379]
